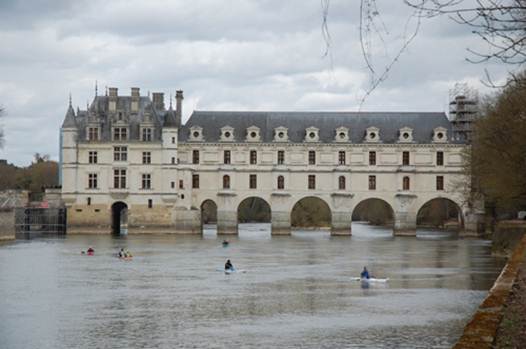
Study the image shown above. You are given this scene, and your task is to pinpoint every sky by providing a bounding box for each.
[0,0,509,166]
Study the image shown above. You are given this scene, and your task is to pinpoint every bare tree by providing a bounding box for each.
[405,0,526,65]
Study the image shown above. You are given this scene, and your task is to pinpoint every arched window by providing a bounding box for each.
[403,176,410,191]
[338,176,346,190]
[277,176,285,190]
[223,175,230,189]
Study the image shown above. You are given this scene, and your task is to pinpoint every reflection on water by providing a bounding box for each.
[0,223,505,349]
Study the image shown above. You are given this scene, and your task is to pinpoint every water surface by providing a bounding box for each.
[0,223,505,348]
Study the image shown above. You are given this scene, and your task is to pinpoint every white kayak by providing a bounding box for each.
[216,268,247,274]
[351,277,389,283]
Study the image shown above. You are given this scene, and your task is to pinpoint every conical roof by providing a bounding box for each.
[164,105,178,128]
[61,103,77,128]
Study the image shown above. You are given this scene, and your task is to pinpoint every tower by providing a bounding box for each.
[60,97,78,191]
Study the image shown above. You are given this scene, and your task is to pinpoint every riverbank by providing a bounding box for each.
[453,234,526,348]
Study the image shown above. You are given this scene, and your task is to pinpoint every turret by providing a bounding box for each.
[60,96,78,188]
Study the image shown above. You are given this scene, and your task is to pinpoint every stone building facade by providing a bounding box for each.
[61,87,480,236]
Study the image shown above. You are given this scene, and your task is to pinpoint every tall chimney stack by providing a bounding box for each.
[152,92,165,110]
[175,90,183,125]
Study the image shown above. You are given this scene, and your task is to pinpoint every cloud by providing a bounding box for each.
[0,0,510,166]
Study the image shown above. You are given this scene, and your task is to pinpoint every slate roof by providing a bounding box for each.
[179,111,461,144]
[61,104,77,128]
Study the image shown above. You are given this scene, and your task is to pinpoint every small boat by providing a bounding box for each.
[351,277,389,283]
[119,256,133,261]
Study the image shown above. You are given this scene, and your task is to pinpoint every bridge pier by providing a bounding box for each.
[331,211,352,236]
[393,211,417,236]
[271,211,291,235]
[217,210,238,235]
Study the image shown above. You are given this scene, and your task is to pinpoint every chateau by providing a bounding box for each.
[60,87,482,236]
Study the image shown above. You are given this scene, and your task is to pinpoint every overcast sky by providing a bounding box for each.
[0,0,508,166]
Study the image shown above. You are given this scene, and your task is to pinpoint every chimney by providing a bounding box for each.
[108,87,118,112]
[131,87,140,112]
[175,90,183,124]
[152,92,164,110]
[131,87,140,99]
[108,87,118,98]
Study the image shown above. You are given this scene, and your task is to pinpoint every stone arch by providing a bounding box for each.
[291,196,332,228]
[111,201,128,235]
[351,198,394,227]
[417,197,464,230]
[237,197,271,223]
[201,199,217,225]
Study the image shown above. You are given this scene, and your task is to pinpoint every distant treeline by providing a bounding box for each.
[0,154,58,192]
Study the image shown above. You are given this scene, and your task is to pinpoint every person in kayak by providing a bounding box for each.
[87,247,94,254]
[361,266,370,279]
[118,248,125,258]
[225,259,234,271]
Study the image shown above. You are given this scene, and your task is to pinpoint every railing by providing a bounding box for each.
[14,208,67,235]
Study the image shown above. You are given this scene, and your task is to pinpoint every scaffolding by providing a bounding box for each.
[449,83,479,142]
[15,208,67,236]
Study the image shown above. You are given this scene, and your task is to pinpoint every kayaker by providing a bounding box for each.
[361,266,370,279]
[225,259,233,271]
[118,248,125,258]
[222,240,229,246]
[87,247,94,254]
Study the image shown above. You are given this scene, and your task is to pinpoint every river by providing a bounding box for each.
[0,223,505,349]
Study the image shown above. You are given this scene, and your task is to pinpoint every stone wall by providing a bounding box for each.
[0,209,15,241]
[453,235,526,348]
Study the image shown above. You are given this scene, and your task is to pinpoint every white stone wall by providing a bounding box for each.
[61,124,471,235]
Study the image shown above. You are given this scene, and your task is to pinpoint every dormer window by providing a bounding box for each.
[274,126,289,142]
[305,127,319,142]
[189,126,203,141]
[118,112,123,121]
[335,126,349,142]
[433,127,448,143]
[246,126,261,142]
[87,127,99,141]
[220,126,235,142]
[142,127,153,142]
[365,127,380,143]
[398,127,413,143]
[113,127,128,141]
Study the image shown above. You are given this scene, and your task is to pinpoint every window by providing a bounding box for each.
[338,151,346,165]
[403,151,410,166]
[171,157,176,164]
[148,199,153,208]
[338,176,346,190]
[224,150,231,164]
[308,151,316,165]
[277,150,285,165]
[308,175,316,189]
[171,181,175,189]
[223,175,230,189]
[142,174,151,189]
[87,197,91,206]
[142,128,152,141]
[277,176,285,190]
[436,176,444,191]
[172,137,175,144]
[368,175,376,190]
[142,152,151,164]
[249,174,257,189]
[403,176,410,190]
[113,127,127,141]
[179,180,184,189]
[113,169,126,189]
[192,174,199,189]
[88,151,97,164]
[88,127,99,141]
[369,151,376,165]
[192,150,200,164]
[437,151,444,166]
[250,150,257,164]
[88,173,98,189]
[113,146,127,162]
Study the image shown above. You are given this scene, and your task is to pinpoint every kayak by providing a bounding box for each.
[119,257,133,261]
[217,268,246,274]
[351,277,389,283]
